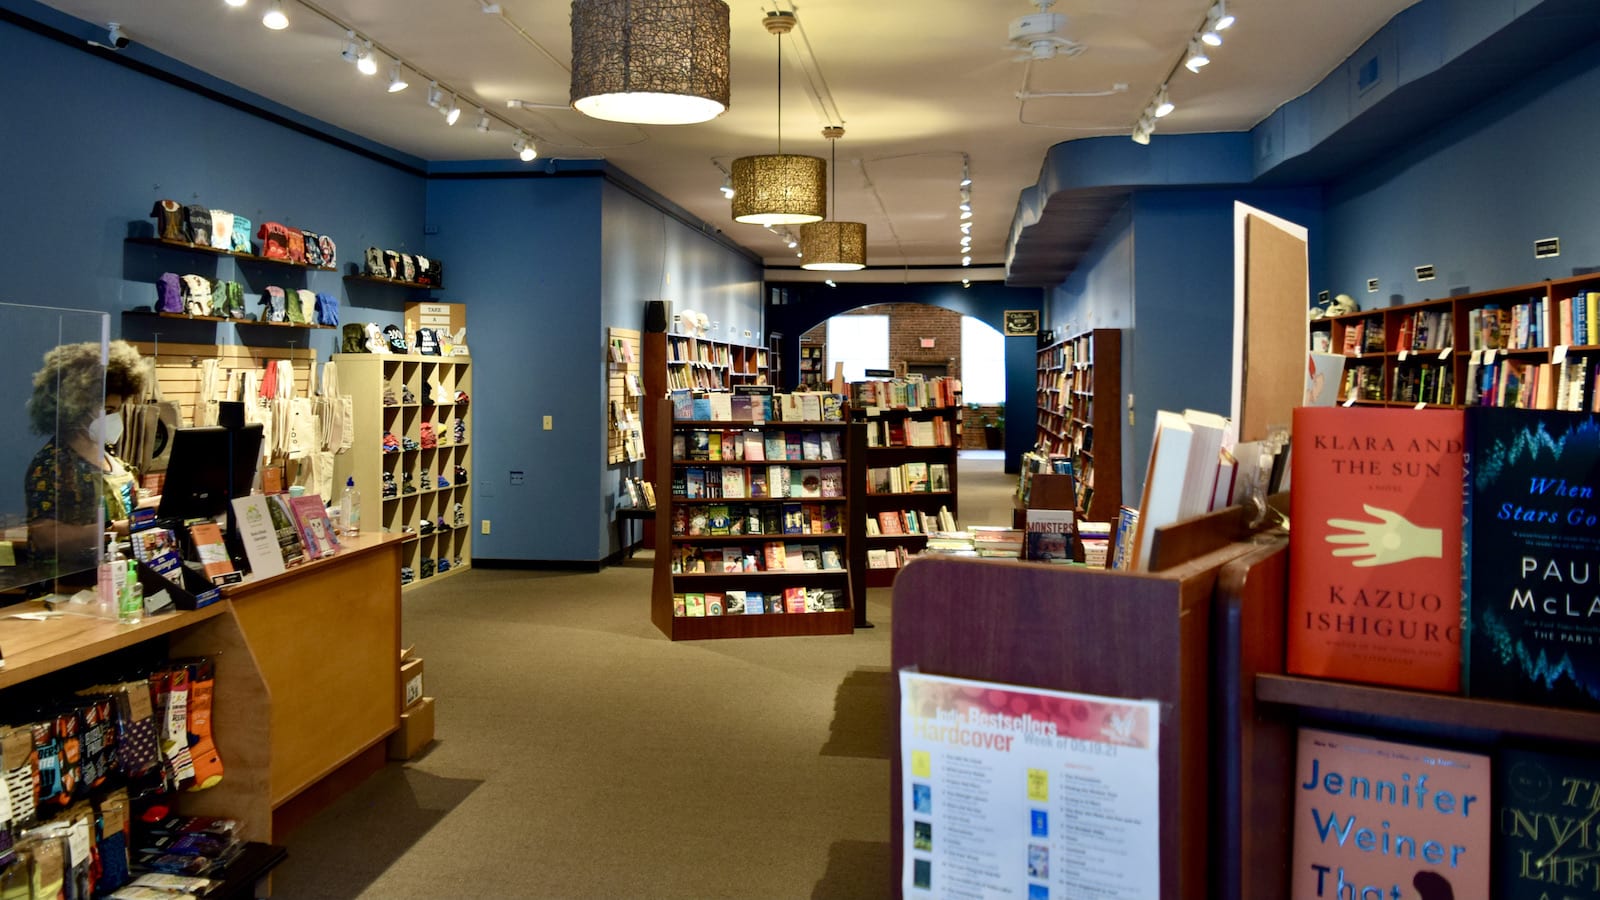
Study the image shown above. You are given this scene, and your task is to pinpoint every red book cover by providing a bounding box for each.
[1288,407,1465,692]
[784,586,807,614]
[1292,728,1490,900]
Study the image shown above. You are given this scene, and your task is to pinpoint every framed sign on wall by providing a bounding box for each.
[1003,309,1039,336]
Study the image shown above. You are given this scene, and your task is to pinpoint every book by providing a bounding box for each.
[784,542,806,571]
[1127,410,1195,572]
[672,594,686,617]
[1291,728,1490,900]
[878,511,905,535]
[744,590,764,614]
[704,593,724,616]
[1463,408,1600,711]
[818,466,843,498]
[130,526,185,586]
[1306,352,1347,407]
[1024,508,1075,563]
[784,586,807,613]
[186,521,240,585]
[1288,407,1465,692]
[1495,746,1600,899]
[798,470,823,498]
[685,593,705,617]
[288,494,341,560]
[230,495,286,580]
[763,541,787,571]
[724,590,746,615]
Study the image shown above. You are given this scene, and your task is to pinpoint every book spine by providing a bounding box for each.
[1460,414,1474,694]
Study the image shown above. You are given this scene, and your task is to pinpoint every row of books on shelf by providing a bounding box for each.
[1017,452,1075,506]
[672,587,845,617]
[672,502,842,537]
[1469,289,1600,351]
[865,506,957,536]
[1290,405,1600,715]
[673,428,842,463]
[848,376,961,410]
[666,336,767,369]
[610,399,645,461]
[672,540,844,574]
[1340,317,1386,354]
[1394,306,1454,351]
[671,388,844,423]
[862,416,957,448]
[866,462,951,495]
[606,336,638,364]
[1286,726,1595,900]
[1465,354,1597,411]
[1390,361,1455,405]
[675,465,844,501]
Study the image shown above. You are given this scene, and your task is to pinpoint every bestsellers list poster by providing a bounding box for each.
[899,670,1161,899]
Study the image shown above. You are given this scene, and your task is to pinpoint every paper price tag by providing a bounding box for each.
[1439,348,1452,359]
[1485,350,1497,365]
[1399,350,1409,361]
[1343,396,1358,408]
[1415,402,1427,410]
[1554,344,1569,364]
[1471,350,1484,364]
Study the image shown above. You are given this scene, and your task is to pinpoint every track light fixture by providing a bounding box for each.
[225,0,247,8]
[443,97,461,126]
[513,133,538,162]
[475,110,491,132]
[357,40,377,75]
[1211,0,1235,31]
[1154,86,1174,118]
[1184,40,1210,72]
[427,82,443,109]
[1201,24,1223,47]
[719,175,735,199]
[261,0,288,30]
[960,210,973,221]
[962,255,972,267]
[960,222,972,235]
[386,63,408,93]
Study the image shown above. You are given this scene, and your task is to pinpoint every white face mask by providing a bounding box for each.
[88,410,123,446]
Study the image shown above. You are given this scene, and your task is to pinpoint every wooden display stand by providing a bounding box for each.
[890,544,1258,898]
[0,533,404,846]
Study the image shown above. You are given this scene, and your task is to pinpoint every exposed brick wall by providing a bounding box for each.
[963,404,1004,449]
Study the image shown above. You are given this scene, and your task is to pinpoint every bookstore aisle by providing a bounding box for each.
[269,453,1019,898]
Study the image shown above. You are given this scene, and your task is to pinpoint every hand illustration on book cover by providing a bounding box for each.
[1325,504,1443,567]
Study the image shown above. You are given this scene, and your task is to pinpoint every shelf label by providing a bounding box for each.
[1535,237,1561,259]
[1367,278,1380,293]
[1439,348,1452,360]
[1415,402,1427,410]
[1485,350,1497,364]
[1398,350,1408,361]
[864,368,895,378]
[1414,264,1436,282]
[1470,349,1484,364]
[1343,395,1357,408]
[1554,344,1569,364]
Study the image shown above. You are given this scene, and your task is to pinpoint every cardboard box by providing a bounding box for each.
[400,656,425,710]
[387,696,434,760]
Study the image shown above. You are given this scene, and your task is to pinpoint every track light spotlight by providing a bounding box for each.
[1211,0,1235,30]
[1201,23,1223,47]
[443,98,461,126]
[960,210,973,221]
[357,41,378,75]
[513,134,537,162]
[386,64,408,92]
[261,0,288,30]
[719,176,735,199]
[475,110,491,132]
[825,279,837,287]
[1131,128,1151,145]
[962,255,972,267]
[341,32,360,63]
[1185,40,1210,72]
[959,163,972,188]
[1154,87,1174,118]
[427,82,443,109]
[961,279,970,288]
[225,0,247,8]
[960,222,972,234]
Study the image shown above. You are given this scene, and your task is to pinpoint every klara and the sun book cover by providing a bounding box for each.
[1495,746,1600,899]
[1463,407,1600,712]
[1292,728,1489,900]
[1289,407,1465,692]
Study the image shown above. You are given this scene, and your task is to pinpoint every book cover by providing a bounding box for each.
[749,470,768,499]
[930,463,951,493]
[744,432,765,461]
[689,430,711,460]
[802,433,823,461]
[768,593,786,614]
[672,594,686,617]
[764,433,786,461]
[1024,508,1075,563]
[782,503,806,534]
[744,591,764,614]
[724,590,746,615]
[878,511,905,535]
[685,593,705,617]
[1127,411,1195,571]
[767,465,791,500]
[730,395,753,422]
[230,495,286,580]
[784,586,807,613]
[1288,407,1465,692]
[670,390,693,421]
[187,521,239,585]
[1291,728,1490,900]
[721,467,746,499]
[763,541,786,571]
[903,462,929,493]
[691,397,712,421]
[1463,408,1600,711]
[708,394,732,422]
[798,470,823,499]
[265,494,307,567]
[818,466,843,498]
[784,542,806,571]
[685,468,706,499]
[721,547,741,573]
[821,546,843,570]
[705,505,731,535]
[707,431,723,461]
[800,394,822,422]
[786,435,803,460]
[821,394,844,421]
[289,494,341,560]
[700,548,723,571]
[820,432,842,461]
[1495,746,1600,899]
[704,593,724,616]
[801,545,821,571]
[130,526,185,585]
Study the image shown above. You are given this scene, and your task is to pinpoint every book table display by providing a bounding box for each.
[0,532,404,848]
[334,353,473,589]
[649,396,854,640]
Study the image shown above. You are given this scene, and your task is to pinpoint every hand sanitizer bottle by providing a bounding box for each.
[121,559,142,625]
[98,531,121,619]
[341,476,362,537]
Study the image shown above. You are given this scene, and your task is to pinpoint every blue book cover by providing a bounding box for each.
[670,390,693,421]
[745,590,764,614]
[691,397,712,421]
[1464,407,1600,711]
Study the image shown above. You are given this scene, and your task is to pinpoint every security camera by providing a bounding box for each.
[93,22,129,50]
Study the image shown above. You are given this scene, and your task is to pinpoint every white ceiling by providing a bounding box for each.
[39,0,1418,269]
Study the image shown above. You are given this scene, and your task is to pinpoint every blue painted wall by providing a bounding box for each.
[765,281,1044,472]
[0,8,425,516]
[1325,41,1600,306]
[423,175,604,563]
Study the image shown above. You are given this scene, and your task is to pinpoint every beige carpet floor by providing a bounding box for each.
[273,452,1014,899]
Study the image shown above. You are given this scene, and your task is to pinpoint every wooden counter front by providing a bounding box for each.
[221,532,404,809]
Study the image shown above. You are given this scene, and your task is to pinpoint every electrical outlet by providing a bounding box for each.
[481,519,491,535]
[542,415,553,430]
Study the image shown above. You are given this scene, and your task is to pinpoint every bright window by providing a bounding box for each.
[961,316,1005,403]
[825,315,888,384]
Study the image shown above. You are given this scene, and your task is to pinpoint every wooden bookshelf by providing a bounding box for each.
[648,397,855,640]
[1034,328,1121,523]
[1312,272,1600,410]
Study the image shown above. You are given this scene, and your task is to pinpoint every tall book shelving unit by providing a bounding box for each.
[333,352,473,589]
[1033,328,1122,522]
[648,397,855,640]
[1311,271,1600,410]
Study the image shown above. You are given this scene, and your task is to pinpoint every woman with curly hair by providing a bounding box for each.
[25,340,147,567]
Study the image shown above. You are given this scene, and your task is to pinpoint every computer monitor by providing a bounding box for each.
[156,425,264,521]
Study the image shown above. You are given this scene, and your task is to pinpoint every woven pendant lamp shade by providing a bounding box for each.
[569,0,731,126]
[731,155,826,225]
[799,221,866,270]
